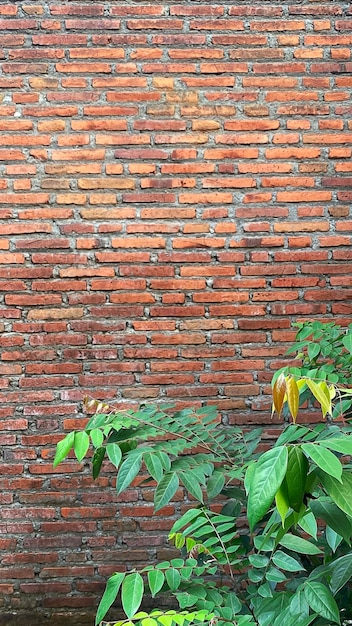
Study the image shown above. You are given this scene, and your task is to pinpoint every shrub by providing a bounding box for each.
[55,370,352,626]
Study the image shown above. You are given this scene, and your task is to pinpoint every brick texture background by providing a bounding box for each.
[0,1,351,623]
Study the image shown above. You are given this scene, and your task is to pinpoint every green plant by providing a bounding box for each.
[54,377,352,626]
[274,321,352,420]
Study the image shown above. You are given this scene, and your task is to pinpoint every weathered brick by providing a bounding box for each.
[0,5,351,620]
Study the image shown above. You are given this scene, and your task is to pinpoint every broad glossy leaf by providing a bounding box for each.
[279,534,321,555]
[95,572,125,626]
[288,591,309,621]
[253,593,291,626]
[302,443,342,482]
[73,431,90,462]
[329,553,352,594]
[326,526,343,553]
[116,452,142,494]
[53,431,75,467]
[154,472,179,511]
[147,569,165,597]
[298,511,317,540]
[304,581,340,624]
[247,446,288,531]
[106,443,122,469]
[285,446,308,512]
[318,470,352,518]
[275,482,290,526]
[310,497,352,545]
[244,462,256,495]
[319,436,352,455]
[121,572,144,619]
[272,550,305,572]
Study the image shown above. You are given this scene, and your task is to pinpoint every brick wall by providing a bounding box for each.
[1,1,351,623]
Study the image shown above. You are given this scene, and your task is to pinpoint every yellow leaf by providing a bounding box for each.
[306,379,331,419]
[286,376,299,423]
[272,373,287,419]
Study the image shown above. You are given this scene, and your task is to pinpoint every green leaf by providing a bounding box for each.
[144,452,164,483]
[265,567,287,583]
[106,443,122,469]
[90,428,104,448]
[298,511,317,540]
[275,481,290,526]
[288,591,309,622]
[342,333,352,354]
[141,619,158,626]
[92,446,105,480]
[302,443,342,482]
[73,431,90,463]
[319,436,352,455]
[249,554,269,569]
[224,592,242,614]
[179,472,203,503]
[247,446,288,531]
[310,497,352,545]
[304,581,340,624]
[326,526,343,553]
[318,470,352,518]
[154,472,179,512]
[116,453,143,494]
[285,446,308,512]
[254,535,275,552]
[95,572,125,626]
[165,568,181,591]
[170,509,201,534]
[329,554,352,594]
[278,534,321,555]
[121,572,144,619]
[307,343,320,361]
[272,550,305,572]
[244,462,256,495]
[207,470,225,500]
[252,593,291,626]
[147,569,165,597]
[53,431,75,467]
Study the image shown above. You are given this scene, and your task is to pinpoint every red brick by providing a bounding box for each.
[1,8,351,616]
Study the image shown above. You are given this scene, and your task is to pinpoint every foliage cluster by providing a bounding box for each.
[54,322,352,626]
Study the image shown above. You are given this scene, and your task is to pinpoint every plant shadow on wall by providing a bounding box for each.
[54,322,352,626]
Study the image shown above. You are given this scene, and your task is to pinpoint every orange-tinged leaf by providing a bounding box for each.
[286,376,299,423]
[272,373,287,419]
